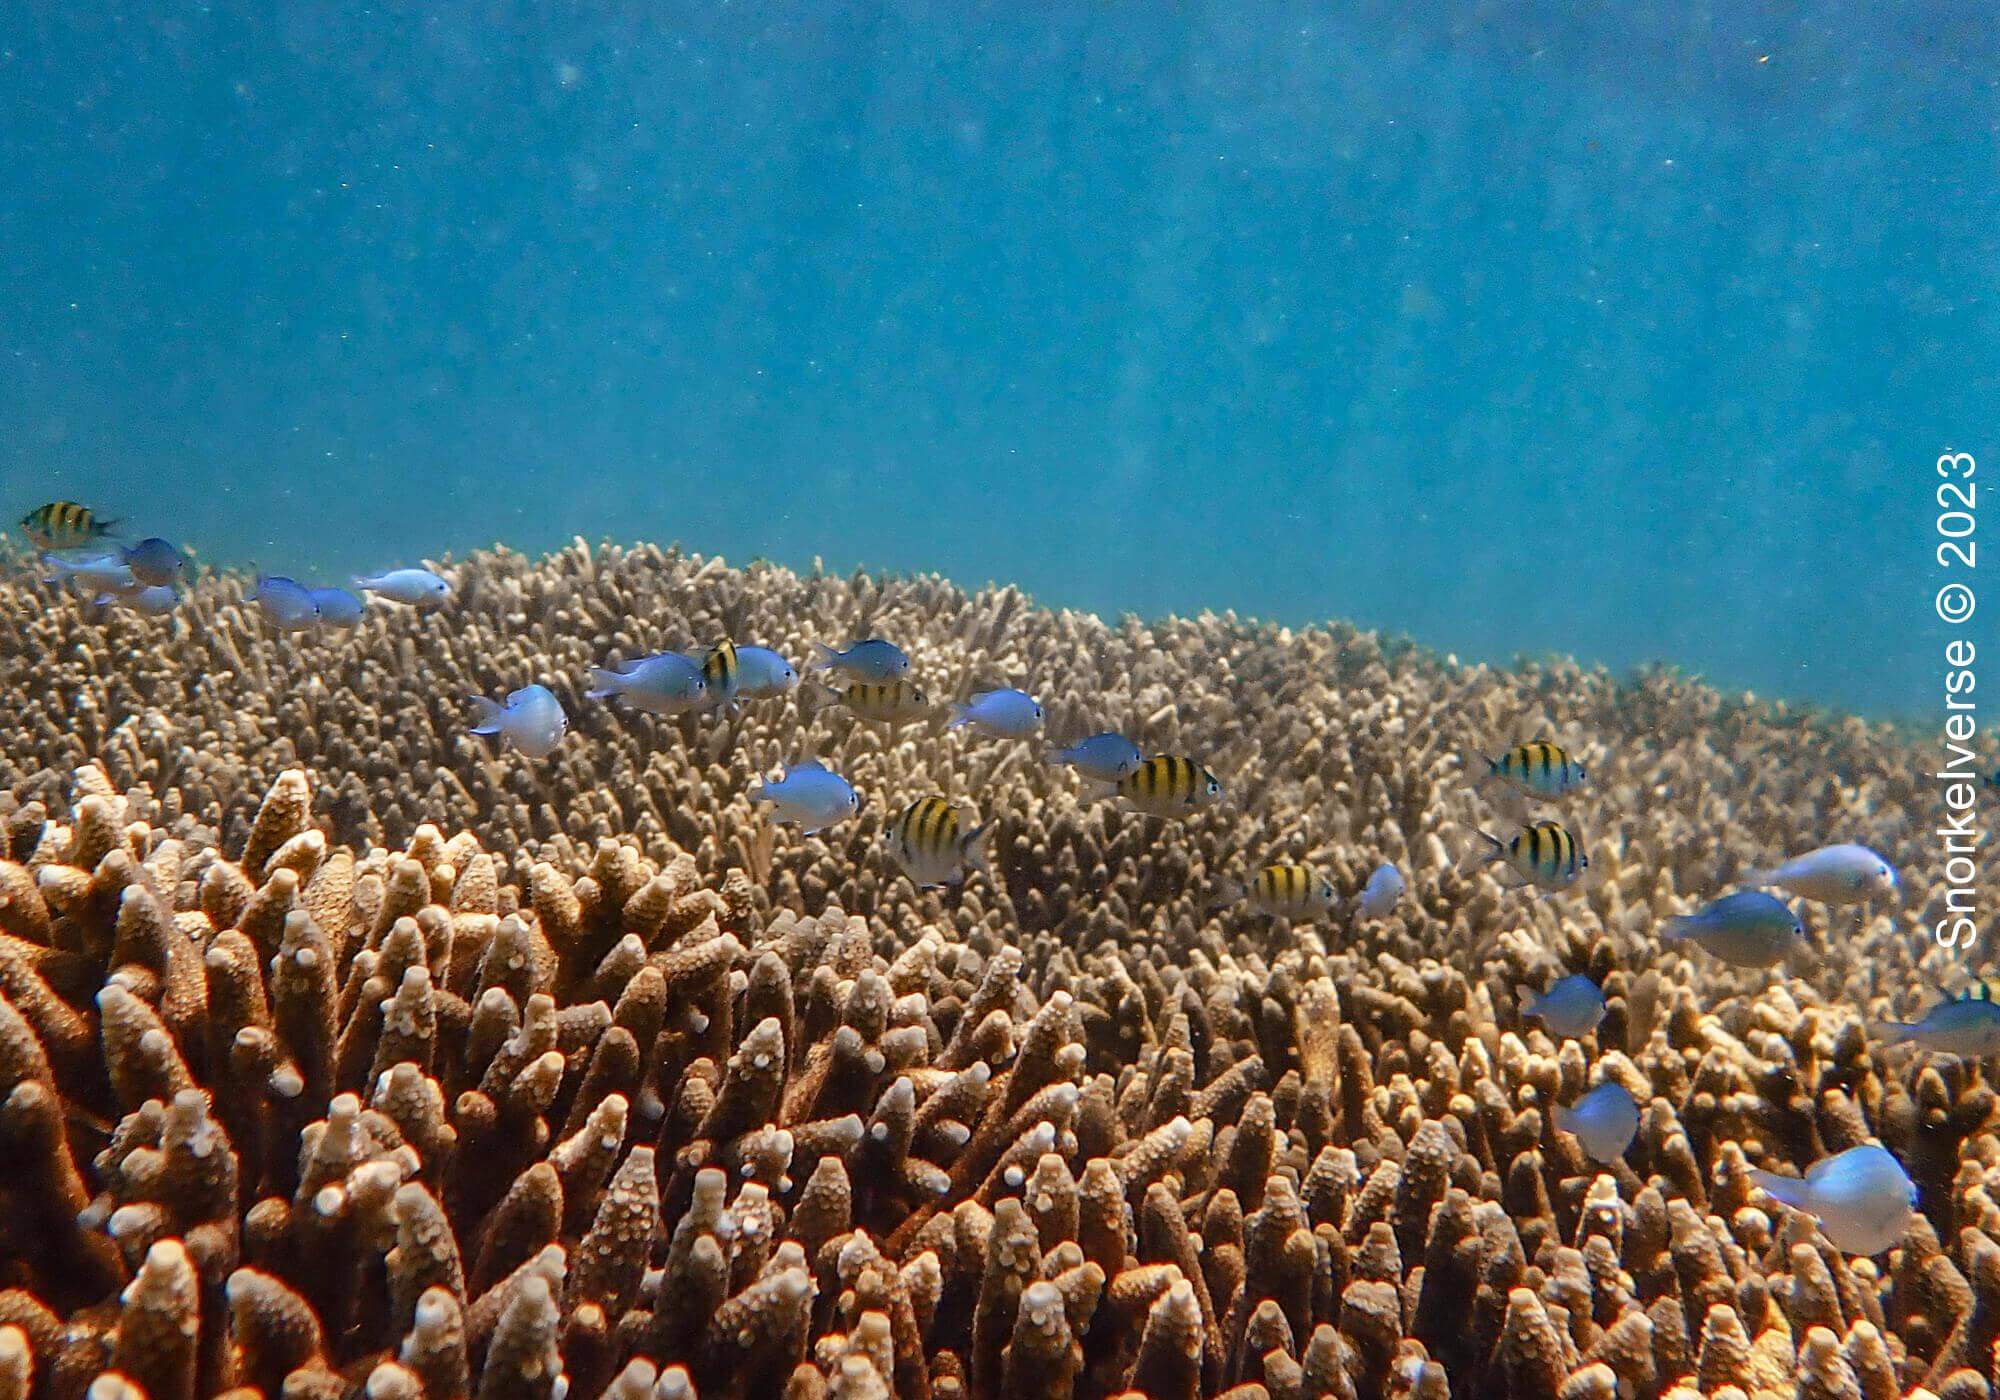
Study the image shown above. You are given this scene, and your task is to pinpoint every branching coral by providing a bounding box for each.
[0,544,1993,1398]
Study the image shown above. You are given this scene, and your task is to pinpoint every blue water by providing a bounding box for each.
[2,4,1994,716]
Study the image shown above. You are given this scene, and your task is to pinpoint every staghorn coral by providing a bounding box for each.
[0,542,1994,1398]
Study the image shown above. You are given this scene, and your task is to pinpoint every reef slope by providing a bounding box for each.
[0,542,1992,1399]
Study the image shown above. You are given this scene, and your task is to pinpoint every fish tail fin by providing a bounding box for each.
[946,704,974,730]
[960,823,992,877]
[1515,985,1541,1018]
[1044,744,1075,767]
[92,517,120,538]
[1747,1170,1810,1210]
[748,780,770,806]
[1657,915,1696,943]
[810,643,842,670]
[1744,866,1778,887]
[1867,1020,1918,1047]
[1460,829,1507,873]
[468,697,506,735]
[1550,1104,1573,1136]
[1469,750,1499,785]
[1208,878,1247,914]
[583,667,623,700]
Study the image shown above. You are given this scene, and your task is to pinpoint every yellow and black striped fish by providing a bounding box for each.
[887,795,988,889]
[1481,739,1587,799]
[698,639,740,707]
[1473,820,1588,891]
[1113,754,1223,819]
[828,679,930,725]
[20,501,116,550]
[1233,863,1339,919]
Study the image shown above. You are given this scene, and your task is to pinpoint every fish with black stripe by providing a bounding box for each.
[20,501,117,550]
[1477,738,1587,800]
[886,795,990,889]
[819,678,931,725]
[695,638,740,710]
[1218,863,1339,919]
[1469,820,1589,892]
[1106,754,1223,819]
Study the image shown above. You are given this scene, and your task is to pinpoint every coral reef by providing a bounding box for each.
[0,540,1994,1398]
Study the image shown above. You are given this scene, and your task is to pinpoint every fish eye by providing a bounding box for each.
[1580,854,1590,868]
[1793,921,1804,936]
[1877,864,1891,879]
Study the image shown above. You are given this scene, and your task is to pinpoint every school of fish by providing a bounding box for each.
[9,499,1951,1258]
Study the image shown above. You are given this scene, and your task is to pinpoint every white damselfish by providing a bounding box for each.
[468,685,568,759]
[1748,844,1897,906]
[1748,1144,1918,1255]
[1553,1081,1640,1163]
[751,760,860,835]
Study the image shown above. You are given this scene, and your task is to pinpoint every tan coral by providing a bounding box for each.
[0,548,1989,1397]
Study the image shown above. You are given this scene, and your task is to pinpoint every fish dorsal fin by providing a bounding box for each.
[793,758,826,773]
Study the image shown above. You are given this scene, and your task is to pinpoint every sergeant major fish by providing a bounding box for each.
[1108,755,1223,820]
[1478,738,1587,799]
[695,639,740,709]
[1748,1144,1918,1256]
[886,795,989,889]
[821,679,930,725]
[1219,864,1339,920]
[1469,821,1588,892]
[468,684,568,759]
[20,501,116,550]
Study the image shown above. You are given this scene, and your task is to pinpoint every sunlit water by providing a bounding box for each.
[2,3,1993,716]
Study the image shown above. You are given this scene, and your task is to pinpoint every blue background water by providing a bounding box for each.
[2,3,1993,716]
